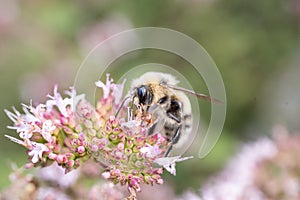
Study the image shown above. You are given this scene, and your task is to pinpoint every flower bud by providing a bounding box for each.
[77,146,85,154]
[102,172,111,179]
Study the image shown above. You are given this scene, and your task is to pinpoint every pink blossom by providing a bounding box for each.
[17,121,39,141]
[46,85,72,117]
[28,142,49,163]
[112,78,126,105]
[37,187,71,200]
[38,163,79,189]
[64,86,85,111]
[201,138,277,200]
[4,74,193,198]
[41,120,56,142]
[21,102,45,122]
[140,144,162,158]
[88,182,125,200]
[102,172,111,179]
[95,74,113,99]
[77,146,85,154]
[4,107,22,125]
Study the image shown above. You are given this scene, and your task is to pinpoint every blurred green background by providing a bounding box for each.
[1,0,299,194]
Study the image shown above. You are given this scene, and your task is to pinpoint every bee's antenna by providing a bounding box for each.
[115,96,131,118]
[165,84,222,103]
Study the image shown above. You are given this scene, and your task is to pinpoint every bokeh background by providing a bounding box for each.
[0,0,300,195]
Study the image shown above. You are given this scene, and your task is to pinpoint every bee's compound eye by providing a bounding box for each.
[137,86,147,104]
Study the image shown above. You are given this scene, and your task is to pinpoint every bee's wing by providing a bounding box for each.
[147,105,166,135]
[147,114,166,136]
[165,84,222,103]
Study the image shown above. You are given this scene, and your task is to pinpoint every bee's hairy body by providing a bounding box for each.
[130,72,192,156]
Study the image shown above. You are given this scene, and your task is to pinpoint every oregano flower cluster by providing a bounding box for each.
[4,74,192,199]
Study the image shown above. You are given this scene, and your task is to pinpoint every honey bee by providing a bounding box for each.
[126,72,219,156]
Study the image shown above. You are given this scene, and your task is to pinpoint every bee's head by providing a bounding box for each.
[134,85,153,106]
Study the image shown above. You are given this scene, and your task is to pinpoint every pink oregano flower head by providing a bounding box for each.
[5,73,192,198]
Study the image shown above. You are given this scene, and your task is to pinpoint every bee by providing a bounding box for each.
[121,72,219,157]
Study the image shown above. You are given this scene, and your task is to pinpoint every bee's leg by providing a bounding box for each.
[164,145,173,157]
[148,104,159,112]
[172,124,182,144]
[115,96,131,118]
[164,124,182,157]
[167,112,181,123]
[147,121,158,135]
